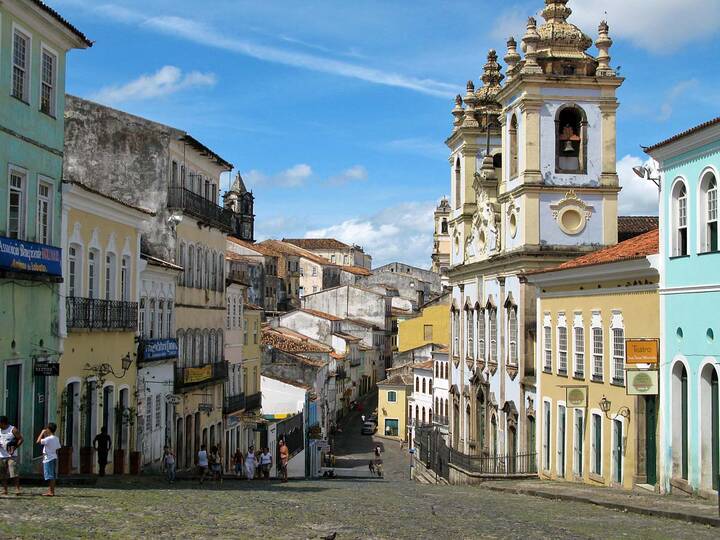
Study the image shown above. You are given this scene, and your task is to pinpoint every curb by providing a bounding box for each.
[484,485,720,528]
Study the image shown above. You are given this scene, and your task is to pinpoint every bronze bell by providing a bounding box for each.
[563,140,575,153]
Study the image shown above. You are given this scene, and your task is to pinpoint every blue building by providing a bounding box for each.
[646,117,720,497]
[0,0,90,471]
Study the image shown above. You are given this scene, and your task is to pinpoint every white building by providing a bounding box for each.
[408,360,434,445]
[431,348,450,438]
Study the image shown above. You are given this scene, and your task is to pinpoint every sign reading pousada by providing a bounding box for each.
[625,338,659,365]
[566,386,587,408]
[626,369,659,395]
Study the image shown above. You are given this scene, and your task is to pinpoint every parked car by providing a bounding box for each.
[361,421,377,435]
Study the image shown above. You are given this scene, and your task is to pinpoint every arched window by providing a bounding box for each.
[428,379,432,394]
[196,247,202,289]
[187,245,195,288]
[177,329,185,365]
[178,242,186,285]
[209,330,216,362]
[415,377,419,392]
[454,157,461,209]
[67,244,82,297]
[508,307,518,366]
[672,361,689,480]
[415,405,419,424]
[422,407,426,424]
[477,389,486,450]
[700,171,718,253]
[509,114,518,179]
[441,218,448,234]
[104,252,116,300]
[205,249,211,290]
[699,364,719,490]
[422,378,426,394]
[493,152,502,170]
[87,249,99,299]
[211,251,217,291]
[465,307,474,359]
[489,308,498,364]
[477,307,486,361]
[218,253,225,292]
[672,180,689,257]
[555,105,587,174]
[195,329,202,367]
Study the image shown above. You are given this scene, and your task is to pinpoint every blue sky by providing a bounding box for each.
[54,0,720,267]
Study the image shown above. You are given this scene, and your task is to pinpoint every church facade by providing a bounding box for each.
[446,0,623,466]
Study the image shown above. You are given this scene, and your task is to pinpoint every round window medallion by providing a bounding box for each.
[557,206,586,235]
[509,213,518,239]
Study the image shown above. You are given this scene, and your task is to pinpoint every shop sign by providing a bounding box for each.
[141,338,178,361]
[198,403,213,413]
[184,365,212,384]
[625,338,659,365]
[565,386,587,408]
[33,361,60,376]
[165,394,181,405]
[0,236,61,276]
[626,369,659,395]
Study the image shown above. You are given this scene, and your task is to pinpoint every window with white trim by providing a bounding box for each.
[543,316,552,372]
[466,308,474,358]
[489,308,497,363]
[701,172,718,253]
[121,256,130,301]
[672,181,688,257]
[36,181,52,244]
[612,327,625,385]
[88,250,99,298]
[508,307,518,365]
[573,318,584,378]
[591,311,603,380]
[104,253,116,300]
[8,169,26,239]
[452,309,459,357]
[477,308,486,361]
[149,299,156,339]
[187,245,194,288]
[166,301,173,337]
[139,297,146,337]
[12,28,30,102]
[40,47,57,115]
[591,412,602,475]
[557,313,567,374]
[68,245,80,297]
[158,299,165,338]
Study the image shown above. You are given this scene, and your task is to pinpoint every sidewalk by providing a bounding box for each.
[483,480,720,527]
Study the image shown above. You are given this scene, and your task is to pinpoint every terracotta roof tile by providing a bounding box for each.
[378,374,412,386]
[618,216,659,241]
[283,238,351,250]
[31,0,92,46]
[553,229,658,271]
[339,265,372,276]
[227,237,277,257]
[333,331,361,342]
[644,117,720,153]
[413,360,434,370]
[261,327,332,353]
[299,308,343,321]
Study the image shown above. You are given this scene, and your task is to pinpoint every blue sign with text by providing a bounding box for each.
[142,338,179,360]
[0,236,61,276]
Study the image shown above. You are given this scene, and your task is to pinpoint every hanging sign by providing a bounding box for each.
[625,339,659,365]
[626,369,659,395]
[141,338,178,361]
[565,386,587,408]
[184,365,212,384]
[0,237,62,276]
[165,394,181,405]
[33,361,60,376]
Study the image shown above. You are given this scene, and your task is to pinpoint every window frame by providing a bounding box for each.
[11,24,32,104]
[557,313,568,375]
[698,168,719,254]
[573,313,584,379]
[7,166,28,240]
[507,306,518,366]
[591,311,603,381]
[39,43,58,117]
[671,178,689,257]
[36,177,53,245]
[477,307,486,362]
[87,249,99,299]
[611,312,625,386]
[387,390,397,403]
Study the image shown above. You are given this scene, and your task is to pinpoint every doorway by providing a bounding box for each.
[573,409,584,478]
[645,395,657,485]
[613,419,623,484]
[557,405,566,478]
[5,364,21,427]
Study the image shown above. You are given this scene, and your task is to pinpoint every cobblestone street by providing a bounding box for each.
[2,396,718,539]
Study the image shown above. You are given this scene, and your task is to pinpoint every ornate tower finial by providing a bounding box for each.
[466,80,475,93]
[541,0,572,24]
[480,49,504,89]
[595,20,615,76]
[462,83,479,128]
[521,17,542,74]
[452,94,465,130]
[504,37,521,80]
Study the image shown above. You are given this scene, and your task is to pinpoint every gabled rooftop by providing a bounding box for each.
[261,327,332,354]
[283,238,351,250]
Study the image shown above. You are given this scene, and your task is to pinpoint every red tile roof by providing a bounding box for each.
[300,308,343,321]
[333,331,361,342]
[644,117,720,153]
[339,265,372,276]
[413,360,434,370]
[261,327,332,353]
[618,216,659,241]
[283,238,351,250]
[554,229,658,271]
[257,240,334,266]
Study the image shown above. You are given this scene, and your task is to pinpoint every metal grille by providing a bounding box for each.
[66,297,138,330]
[166,187,233,231]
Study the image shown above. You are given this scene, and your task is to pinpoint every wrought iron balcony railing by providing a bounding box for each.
[223,392,246,414]
[174,360,228,392]
[66,297,138,330]
[245,391,262,412]
[167,187,233,232]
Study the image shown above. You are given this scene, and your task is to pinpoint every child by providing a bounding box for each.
[36,423,61,497]
[163,446,176,484]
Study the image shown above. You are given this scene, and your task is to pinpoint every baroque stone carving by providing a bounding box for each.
[550,189,594,235]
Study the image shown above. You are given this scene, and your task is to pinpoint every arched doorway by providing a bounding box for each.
[700,363,719,491]
[671,361,689,480]
[452,399,460,449]
[476,389,486,454]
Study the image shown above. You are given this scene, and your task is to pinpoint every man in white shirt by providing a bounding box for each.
[36,423,61,497]
[0,415,23,496]
[197,445,209,484]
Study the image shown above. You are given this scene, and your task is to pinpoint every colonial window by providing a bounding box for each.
[121,256,130,301]
[424,324,433,341]
[196,247,202,288]
[166,301,173,337]
[387,391,397,403]
[40,47,57,115]
[155,394,162,428]
[422,378,426,394]
[149,299,156,339]
[88,250,99,299]
[211,252,217,291]
[218,253,225,292]
[177,330,185,365]
[591,311,603,380]
[441,218,448,234]
[557,313,567,375]
[489,308,497,363]
[555,106,587,174]
[226,298,231,329]
[139,297,146,337]
[611,313,625,385]
[428,379,432,394]
[146,396,153,434]
[700,171,718,253]
[508,307,518,365]
[68,245,80,297]
[178,242,185,285]
[672,180,689,257]
[477,308,486,361]
[36,180,52,244]
[591,412,602,475]
[573,409,584,477]
[12,28,30,102]
[454,157,461,209]
[158,300,165,338]
[8,169,26,239]
[452,308,459,357]
[573,318,584,378]
[187,245,194,287]
[104,253,116,300]
[243,319,248,345]
[543,324,552,372]
[218,330,223,359]
[509,114,519,178]
[465,308,474,358]
[543,401,551,471]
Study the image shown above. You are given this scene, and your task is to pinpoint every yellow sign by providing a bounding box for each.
[566,386,587,408]
[184,365,212,384]
[625,339,659,365]
[627,369,659,395]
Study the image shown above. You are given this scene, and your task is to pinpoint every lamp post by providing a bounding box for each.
[84,353,134,386]
[598,395,631,422]
[632,165,661,191]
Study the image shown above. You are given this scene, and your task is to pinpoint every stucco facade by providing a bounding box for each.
[397,295,450,353]
[377,374,411,441]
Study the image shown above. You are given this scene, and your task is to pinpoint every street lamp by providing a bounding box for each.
[632,165,661,190]
[84,353,134,385]
[598,395,631,422]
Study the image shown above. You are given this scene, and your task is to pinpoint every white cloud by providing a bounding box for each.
[243,164,313,189]
[569,0,720,54]
[326,165,368,186]
[91,65,216,104]
[306,201,435,267]
[617,154,660,216]
[658,79,699,121]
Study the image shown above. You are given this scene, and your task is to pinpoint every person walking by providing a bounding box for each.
[373,445,383,478]
[163,446,176,484]
[36,423,60,497]
[93,426,112,477]
[260,448,272,479]
[232,448,244,477]
[278,439,289,483]
[197,444,209,485]
[244,446,257,480]
[0,415,23,496]
[209,446,222,483]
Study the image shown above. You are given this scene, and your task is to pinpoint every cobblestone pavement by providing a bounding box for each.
[3,397,718,539]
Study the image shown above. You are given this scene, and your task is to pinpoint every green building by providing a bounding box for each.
[0,0,90,472]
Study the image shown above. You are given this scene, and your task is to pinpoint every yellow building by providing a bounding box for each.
[397,293,450,353]
[377,373,412,441]
[241,302,263,449]
[59,182,151,474]
[528,230,660,489]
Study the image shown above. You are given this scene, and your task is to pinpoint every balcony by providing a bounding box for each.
[223,392,246,414]
[245,391,262,411]
[167,187,233,232]
[433,415,449,427]
[174,361,228,392]
[66,297,138,330]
